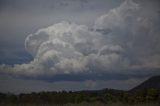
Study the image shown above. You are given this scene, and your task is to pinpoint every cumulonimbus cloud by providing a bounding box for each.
[0,0,160,77]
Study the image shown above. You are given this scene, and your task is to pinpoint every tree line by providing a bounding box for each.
[0,88,160,105]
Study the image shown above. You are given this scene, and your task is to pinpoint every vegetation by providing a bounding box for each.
[0,88,160,105]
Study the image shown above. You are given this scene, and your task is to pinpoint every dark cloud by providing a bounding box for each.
[1,0,160,77]
[0,0,160,93]
[0,74,147,94]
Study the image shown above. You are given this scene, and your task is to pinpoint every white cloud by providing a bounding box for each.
[0,20,125,76]
[0,0,160,77]
[94,0,160,70]
[94,0,139,30]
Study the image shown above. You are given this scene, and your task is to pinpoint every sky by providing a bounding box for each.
[0,0,160,94]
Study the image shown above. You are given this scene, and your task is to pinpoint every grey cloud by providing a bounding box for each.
[0,74,147,94]
[0,0,122,66]
[0,0,160,78]
[94,0,160,69]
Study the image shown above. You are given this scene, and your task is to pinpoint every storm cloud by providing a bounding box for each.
[0,0,160,79]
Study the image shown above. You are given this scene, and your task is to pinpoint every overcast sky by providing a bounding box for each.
[0,0,160,94]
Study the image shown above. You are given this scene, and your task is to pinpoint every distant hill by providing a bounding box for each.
[0,76,160,105]
[131,75,160,92]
